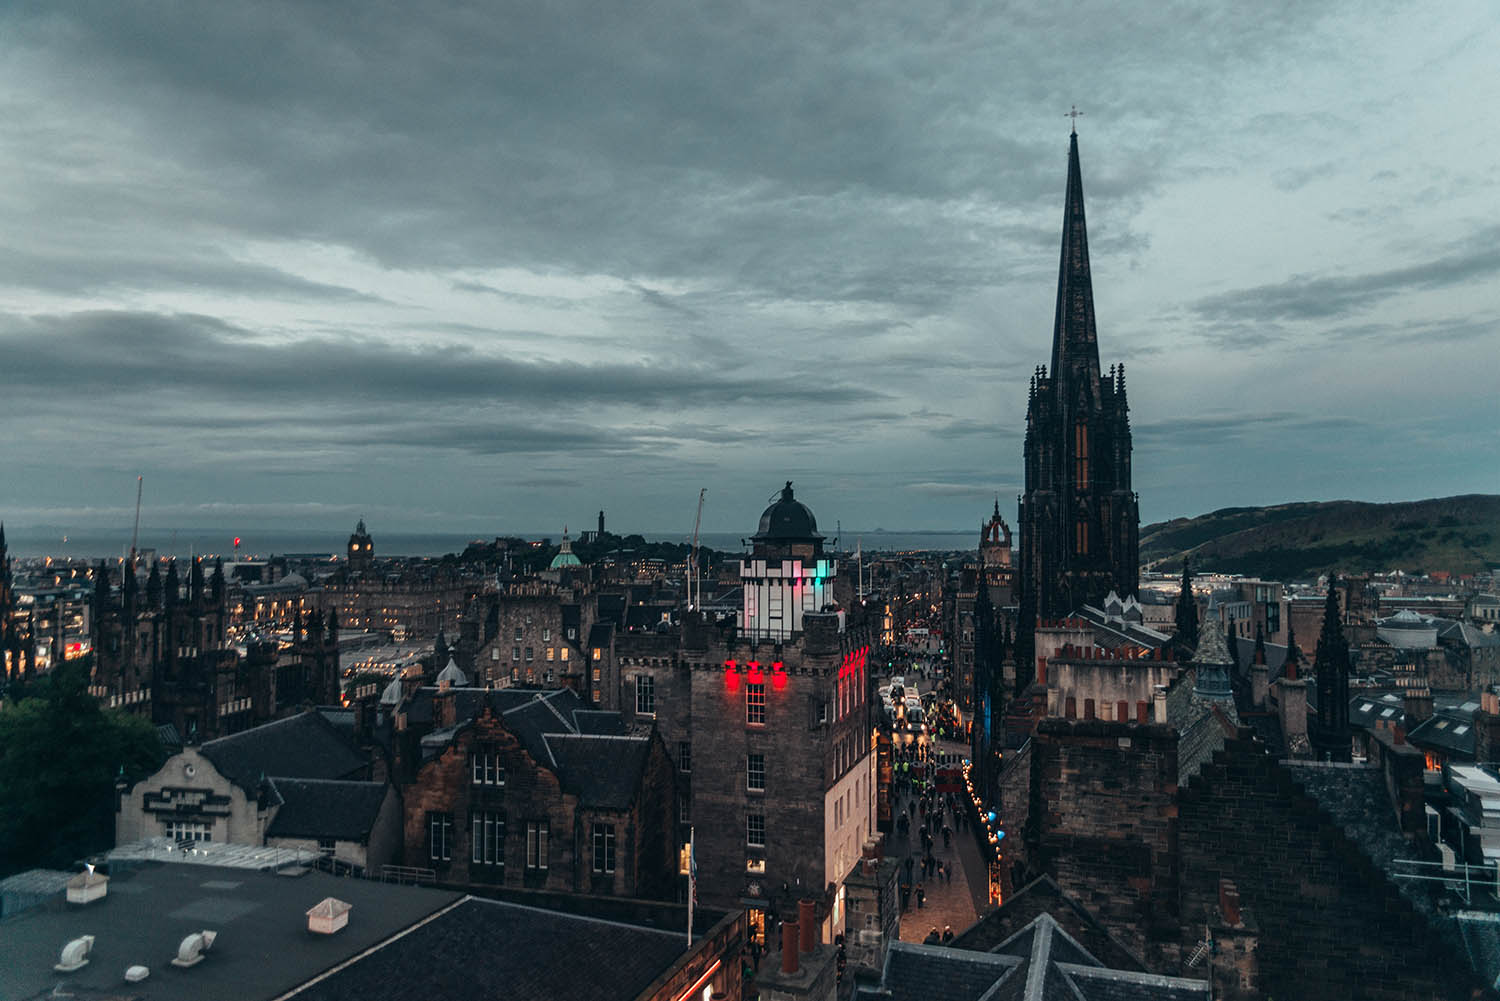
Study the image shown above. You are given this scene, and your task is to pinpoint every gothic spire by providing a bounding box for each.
[1174,559,1199,652]
[1050,131,1102,405]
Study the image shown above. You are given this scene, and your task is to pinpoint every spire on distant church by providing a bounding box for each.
[1050,130,1102,403]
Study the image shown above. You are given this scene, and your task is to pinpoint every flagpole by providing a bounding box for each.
[687,824,696,948]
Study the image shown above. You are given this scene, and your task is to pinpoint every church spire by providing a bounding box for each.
[1050,131,1102,404]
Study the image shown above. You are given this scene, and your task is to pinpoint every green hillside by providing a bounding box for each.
[1140,495,1500,581]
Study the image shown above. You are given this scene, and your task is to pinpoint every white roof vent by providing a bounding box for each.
[307,896,352,935]
[66,864,108,905]
[125,964,150,983]
[55,935,94,972]
[171,929,217,968]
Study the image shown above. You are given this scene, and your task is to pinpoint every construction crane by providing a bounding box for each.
[688,488,706,611]
[128,476,143,569]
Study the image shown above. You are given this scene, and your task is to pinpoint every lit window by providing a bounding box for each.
[560,647,569,661]
[747,813,766,847]
[636,675,656,714]
[526,821,549,870]
[592,667,601,682]
[747,752,765,792]
[427,812,453,862]
[471,810,505,866]
[546,647,555,662]
[593,647,602,661]
[592,823,617,874]
[747,683,766,725]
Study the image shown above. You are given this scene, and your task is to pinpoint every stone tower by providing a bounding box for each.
[1018,129,1139,637]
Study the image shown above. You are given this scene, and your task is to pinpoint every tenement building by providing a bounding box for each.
[1018,127,1139,674]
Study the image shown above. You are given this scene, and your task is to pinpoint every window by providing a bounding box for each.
[546,647,554,661]
[515,626,523,640]
[679,794,691,823]
[1074,420,1089,488]
[542,627,551,641]
[525,647,533,663]
[512,646,521,663]
[471,810,505,866]
[592,667,601,682]
[592,823,617,874]
[471,749,505,786]
[747,813,766,848]
[163,820,211,842]
[593,647,602,661]
[427,812,454,862]
[636,675,656,714]
[1075,520,1089,554]
[560,647,569,661]
[526,821,549,870]
[747,683,766,725]
[317,837,336,857]
[747,753,766,792]
[491,647,500,661]
[679,741,692,773]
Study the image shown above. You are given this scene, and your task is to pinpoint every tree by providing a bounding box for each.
[0,656,164,876]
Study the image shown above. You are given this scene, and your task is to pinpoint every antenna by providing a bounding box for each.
[688,489,706,611]
[128,475,143,569]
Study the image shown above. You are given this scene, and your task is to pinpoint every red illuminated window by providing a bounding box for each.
[747,683,766,725]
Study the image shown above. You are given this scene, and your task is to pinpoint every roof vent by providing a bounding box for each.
[307,897,352,934]
[54,935,94,972]
[66,864,108,905]
[171,930,217,968]
[125,965,150,983]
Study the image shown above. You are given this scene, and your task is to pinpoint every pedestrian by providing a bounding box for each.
[943,824,952,849]
[900,881,912,911]
[923,926,940,945]
[916,883,925,909]
[936,860,945,883]
[942,925,954,945]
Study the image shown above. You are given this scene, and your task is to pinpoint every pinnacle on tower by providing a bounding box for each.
[1174,559,1199,652]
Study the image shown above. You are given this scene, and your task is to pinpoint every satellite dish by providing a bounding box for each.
[54,935,94,972]
[170,930,217,968]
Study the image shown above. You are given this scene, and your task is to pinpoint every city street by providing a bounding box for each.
[881,674,994,944]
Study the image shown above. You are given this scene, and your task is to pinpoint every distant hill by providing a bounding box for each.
[1140,495,1500,581]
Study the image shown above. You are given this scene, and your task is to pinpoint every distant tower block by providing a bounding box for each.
[347,518,374,572]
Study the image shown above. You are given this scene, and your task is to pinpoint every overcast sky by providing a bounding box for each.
[1,1,1495,543]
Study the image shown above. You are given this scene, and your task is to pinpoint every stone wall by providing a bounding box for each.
[1026,718,1181,963]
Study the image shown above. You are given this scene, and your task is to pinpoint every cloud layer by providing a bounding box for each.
[0,1,1496,543]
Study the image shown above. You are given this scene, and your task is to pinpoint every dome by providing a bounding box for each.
[379,676,405,706]
[549,528,583,569]
[436,657,468,687]
[752,482,823,542]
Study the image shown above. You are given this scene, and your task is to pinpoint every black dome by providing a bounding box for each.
[753,482,823,542]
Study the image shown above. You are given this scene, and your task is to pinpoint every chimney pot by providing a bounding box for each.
[798,899,817,953]
[781,921,800,975]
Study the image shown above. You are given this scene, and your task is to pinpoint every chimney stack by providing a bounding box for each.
[1404,687,1433,729]
[781,921,800,975]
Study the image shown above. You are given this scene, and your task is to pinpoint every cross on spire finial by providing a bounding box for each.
[1066,105,1083,134]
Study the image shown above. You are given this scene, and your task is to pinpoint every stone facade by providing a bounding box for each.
[398,702,678,899]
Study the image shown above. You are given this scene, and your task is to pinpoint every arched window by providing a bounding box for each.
[1074,421,1090,488]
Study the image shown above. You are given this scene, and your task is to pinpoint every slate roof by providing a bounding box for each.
[266,778,389,842]
[1408,709,1477,758]
[951,876,1146,973]
[199,710,368,791]
[867,909,1206,1001]
[294,896,688,1001]
[572,709,629,735]
[542,734,652,809]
